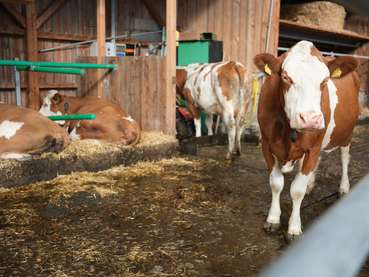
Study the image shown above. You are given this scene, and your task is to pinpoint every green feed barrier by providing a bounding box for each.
[48,114,96,121]
[17,66,85,75]
[0,60,117,70]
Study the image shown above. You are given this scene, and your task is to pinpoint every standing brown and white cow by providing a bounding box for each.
[176,61,253,159]
[254,40,360,240]
[39,90,141,145]
[0,104,69,159]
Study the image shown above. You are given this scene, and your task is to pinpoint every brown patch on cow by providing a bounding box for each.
[0,104,69,155]
[203,63,219,81]
[217,62,240,101]
[325,71,360,150]
[176,69,188,96]
[183,88,200,119]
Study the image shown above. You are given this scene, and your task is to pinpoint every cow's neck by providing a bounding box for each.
[62,96,85,113]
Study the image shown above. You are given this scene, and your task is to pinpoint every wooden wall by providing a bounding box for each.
[79,56,169,133]
[0,0,162,105]
[345,15,369,92]
[178,0,280,74]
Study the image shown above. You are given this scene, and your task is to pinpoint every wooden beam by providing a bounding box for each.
[0,83,78,90]
[141,0,165,27]
[37,0,67,29]
[96,0,105,98]
[25,1,39,109]
[0,3,26,28]
[0,0,33,4]
[165,0,176,135]
[0,27,95,42]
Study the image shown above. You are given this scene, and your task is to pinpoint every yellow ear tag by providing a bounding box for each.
[331,68,342,78]
[264,64,272,75]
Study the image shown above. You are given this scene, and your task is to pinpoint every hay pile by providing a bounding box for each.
[281,1,346,31]
[0,132,178,187]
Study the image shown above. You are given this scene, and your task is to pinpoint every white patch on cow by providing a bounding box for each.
[281,160,295,173]
[322,80,338,149]
[288,171,313,236]
[122,115,134,122]
[69,127,81,140]
[282,41,330,126]
[267,159,284,224]
[0,120,24,139]
[0,153,31,161]
[339,145,350,195]
[39,90,65,125]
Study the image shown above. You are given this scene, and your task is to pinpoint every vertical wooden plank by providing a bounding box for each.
[165,0,176,135]
[26,1,40,109]
[269,0,280,54]
[239,0,247,65]
[97,0,106,98]
[231,0,241,61]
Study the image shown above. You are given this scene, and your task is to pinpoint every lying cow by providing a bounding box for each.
[39,90,140,145]
[254,40,360,240]
[176,61,252,159]
[0,104,69,160]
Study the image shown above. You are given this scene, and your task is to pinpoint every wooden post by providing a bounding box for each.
[165,0,176,135]
[268,0,280,55]
[26,1,39,109]
[96,0,106,98]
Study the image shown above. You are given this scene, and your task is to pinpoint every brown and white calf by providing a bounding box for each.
[254,40,360,239]
[0,104,69,160]
[39,90,141,145]
[176,61,252,159]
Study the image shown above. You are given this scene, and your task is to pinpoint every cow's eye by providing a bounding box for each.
[281,73,292,84]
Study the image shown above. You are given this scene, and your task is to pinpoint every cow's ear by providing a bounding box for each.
[327,56,358,79]
[51,93,63,105]
[253,53,280,75]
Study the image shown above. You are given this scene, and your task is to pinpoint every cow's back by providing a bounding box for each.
[0,104,69,155]
[71,97,140,144]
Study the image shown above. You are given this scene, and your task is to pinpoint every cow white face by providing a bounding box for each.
[39,90,65,125]
[281,41,329,131]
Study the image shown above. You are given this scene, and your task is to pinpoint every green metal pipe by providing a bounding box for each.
[32,66,85,75]
[16,66,85,75]
[0,59,117,70]
[48,114,96,121]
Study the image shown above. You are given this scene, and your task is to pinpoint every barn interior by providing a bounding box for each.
[1,0,369,276]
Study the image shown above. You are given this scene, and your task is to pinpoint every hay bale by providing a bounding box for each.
[281,1,346,30]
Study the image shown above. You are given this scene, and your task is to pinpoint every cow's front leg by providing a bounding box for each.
[288,150,320,240]
[339,145,351,196]
[265,159,284,232]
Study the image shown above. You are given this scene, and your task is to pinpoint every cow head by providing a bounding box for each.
[254,40,358,132]
[39,90,69,116]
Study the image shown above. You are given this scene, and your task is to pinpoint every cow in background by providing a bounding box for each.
[0,104,69,160]
[254,40,360,240]
[40,90,140,145]
[176,61,254,159]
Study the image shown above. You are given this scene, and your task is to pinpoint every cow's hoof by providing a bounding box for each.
[338,191,348,199]
[285,232,302,242]
[263,222,280,233]
[226,152,235,160]
[235,150,241,156]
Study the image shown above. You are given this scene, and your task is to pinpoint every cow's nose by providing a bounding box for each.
[297,111,324,130]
